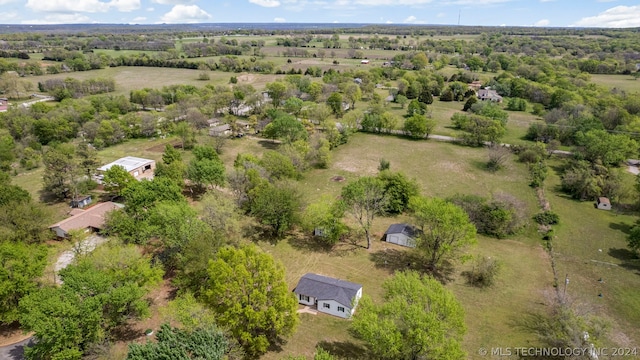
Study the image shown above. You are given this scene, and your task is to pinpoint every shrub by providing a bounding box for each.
[487,145,510,172]
[463,255,501,288]
[449,193,526,239]
[378,158,390,171]
[529,161,548,188]
[534,211,560,226]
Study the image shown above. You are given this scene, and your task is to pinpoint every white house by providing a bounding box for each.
[294,273,362,319]
[383,223,419,248]
[477,88,503,102]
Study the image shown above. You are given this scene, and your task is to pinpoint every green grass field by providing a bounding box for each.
[545,160,640,347]
[590,74,640,93]
[248,133,550,359]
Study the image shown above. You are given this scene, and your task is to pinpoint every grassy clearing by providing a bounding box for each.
[259,133,549,359]
[25,67,233,96]
[545,161,640,347]
[590,74,640,93]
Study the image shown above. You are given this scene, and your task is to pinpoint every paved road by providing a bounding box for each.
[0,338,33,360]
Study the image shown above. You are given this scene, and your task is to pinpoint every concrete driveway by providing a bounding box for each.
[0,337,33,360]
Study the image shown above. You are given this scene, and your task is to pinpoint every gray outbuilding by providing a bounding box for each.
[383,223,419,248]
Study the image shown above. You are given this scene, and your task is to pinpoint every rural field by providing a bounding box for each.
[2,23,640,360]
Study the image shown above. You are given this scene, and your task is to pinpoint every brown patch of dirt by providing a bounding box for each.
[237,74,255,83]
[333,160,377,176]
[146,141,180,153]
[0,323,32,347]
[330,176,345,182]
[112,279,176,350]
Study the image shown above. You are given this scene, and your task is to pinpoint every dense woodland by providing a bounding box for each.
[0,24,639,360]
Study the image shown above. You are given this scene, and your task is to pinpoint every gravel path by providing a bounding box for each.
[53,234,109,284]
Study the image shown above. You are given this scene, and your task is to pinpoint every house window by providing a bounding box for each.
[338,306,345,312]
[323,303,330,309]
[300,295,309,302]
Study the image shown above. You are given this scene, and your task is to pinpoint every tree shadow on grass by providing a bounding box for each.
[111,323,145,342]
[369,248,455,283]
[287,234,333,253]
[609,221,633,235]
[608,247,640,273]
[316,340,368,360]
[257,140,280,150]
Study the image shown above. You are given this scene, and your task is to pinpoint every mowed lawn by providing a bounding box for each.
[259,133,552,359]
[590,74,640,93]
[545,161,640,348]
[24,67,273,97]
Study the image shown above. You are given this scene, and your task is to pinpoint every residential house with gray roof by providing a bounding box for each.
[293,273,362,318]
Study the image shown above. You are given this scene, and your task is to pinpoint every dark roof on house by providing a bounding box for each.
[294,273,362,308]
[384,223,419,238]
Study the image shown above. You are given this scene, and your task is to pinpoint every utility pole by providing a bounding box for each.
[458,10,461,26]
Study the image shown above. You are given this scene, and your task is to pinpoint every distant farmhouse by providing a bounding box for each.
[383,223,419,248]
[294,273,362,319]
[477,88,503,102]
[49,202,122,238]
[209,123,231,137]
[97,156,155,182]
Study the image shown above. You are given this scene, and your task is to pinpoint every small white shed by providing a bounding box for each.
[596,197,611,210]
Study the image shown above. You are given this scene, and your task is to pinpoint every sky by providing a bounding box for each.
[1,0,640,28]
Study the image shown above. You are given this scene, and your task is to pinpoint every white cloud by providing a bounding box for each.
[22,13,94,24]
[146,7,154,11]
[160,4,212,23]
[386,20,393,23]
[534,19,549,26]
[152,0,195,3]
[573,5,640,28]
[403,15,416,23]
[0,0,19,4]
[273,17,286,22]
[0,11,18,21]
[249,0,281,7]
[26,0,140,13]
[26,0,108,13]
[109,0,141,12]
[436,12,445,18]
[132,16,147,21]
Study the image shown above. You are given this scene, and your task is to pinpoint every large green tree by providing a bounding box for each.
[351,271,466,360]
[155,144,186,186]
[340,176,386,249]
[42,144,80,200]
[265,81,288,109]
[575,129,638,167]
[202,245,299,357]
[250,181,302,237]
[187,145,226,192]
[19,245,162,359]
[403,114,436,139]
[0,242,47,324]
[408,196,477,270]
[102,164,136,198]
[126,323,231,360]
[263,113,308,144]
